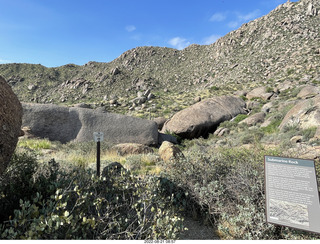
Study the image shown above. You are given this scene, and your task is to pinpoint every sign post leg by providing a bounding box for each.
[97,141,101,177]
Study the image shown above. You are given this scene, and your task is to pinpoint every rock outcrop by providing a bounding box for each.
[0,76,23,175]
[279,95,320,131]
[22,103,158,145]
[240,112,266,126]
[158,141,184,162]
[161,96,246,139]
[297,85,320,99]
[246,87,273,101]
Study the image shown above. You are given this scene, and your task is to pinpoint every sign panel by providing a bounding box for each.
[265,156,320,234]
[93,132,104,142]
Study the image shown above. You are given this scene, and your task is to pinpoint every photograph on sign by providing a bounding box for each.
[264,156,320,234]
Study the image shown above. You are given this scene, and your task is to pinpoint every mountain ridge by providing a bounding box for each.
[0,0,319,118]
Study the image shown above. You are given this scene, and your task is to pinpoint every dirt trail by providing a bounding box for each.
[178,217,220,240]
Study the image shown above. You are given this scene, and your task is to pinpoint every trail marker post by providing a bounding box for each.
[93,132,104,177]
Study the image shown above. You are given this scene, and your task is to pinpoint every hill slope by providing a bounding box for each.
[0,0,319,118]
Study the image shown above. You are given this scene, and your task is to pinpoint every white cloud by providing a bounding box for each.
[168,37,190,50]
[202,34,221,45]
[210,12,227,22]
[228,21,239,29]
[228,9,261,29]
[237,9,261,21]
[0,59,12,64]
[125,25,136,32]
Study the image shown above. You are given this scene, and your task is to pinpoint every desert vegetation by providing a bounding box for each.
[1,128,320,240]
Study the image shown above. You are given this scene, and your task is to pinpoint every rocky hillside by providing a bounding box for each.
[0,0,319,118]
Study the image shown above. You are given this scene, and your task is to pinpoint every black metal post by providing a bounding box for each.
[97,141,101,177]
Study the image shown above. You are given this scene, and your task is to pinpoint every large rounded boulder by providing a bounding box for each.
[22,103,158,146]
[0,76,23,175]
[279,95,320,131]
[161,96,247,139]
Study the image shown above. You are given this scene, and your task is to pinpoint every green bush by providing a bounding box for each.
[0,153,39,222]
[233,114,248,123]
[0,153,183,240]
[18,138,52,150]
[261,119,282,134]
[301,127,317,142]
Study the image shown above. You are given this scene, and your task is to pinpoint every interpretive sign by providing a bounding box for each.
[264,156,320,234]
[93,132,104,142]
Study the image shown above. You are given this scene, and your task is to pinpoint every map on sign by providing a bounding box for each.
[265,156,320,234]
[93,132,104,142]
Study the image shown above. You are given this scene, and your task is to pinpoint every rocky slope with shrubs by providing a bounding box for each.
[0,0,319,120]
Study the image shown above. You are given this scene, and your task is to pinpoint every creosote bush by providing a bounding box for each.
[0,152,183,240]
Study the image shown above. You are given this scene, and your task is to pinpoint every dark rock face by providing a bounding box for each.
[22,103,158,145]
[0,76,23,175]
[161,96,246,139]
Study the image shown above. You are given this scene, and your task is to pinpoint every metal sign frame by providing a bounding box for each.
[93,132,104,142]
[264,155,320,234]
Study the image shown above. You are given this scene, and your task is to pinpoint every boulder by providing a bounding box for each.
[153,117,167,130]
[158,141,184,162]
[306,2,317,16]
[161,96,246,139]
[21,126,36,139]
[73,103,91,109]
[297,85,320,99]
[290,136,303,143]
[261,102,274,113]
[246,87,273,101]
[194,96,201,103]
[234,90,247,97]
[110,143,153,156]
[246,101,261,110]
[0,76,23,175]
[214,127,230,137]
[22,103,158,145]
[158,132,178,145]
[277,80,294,92]
[279,96,320,131]
[240,112,266,126]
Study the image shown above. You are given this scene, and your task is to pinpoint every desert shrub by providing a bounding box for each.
[233,114,248,123]
[238,128,264,145]
[301,127,317,142]
[209,86,219,92]
[0,152,183,240]
[261,119,282,134]
[0,153,39,222]
[124,154,160,175]
[240,95,247,101]
[18,138,52,150]
[218,114,249,132]
[161,147,320,240]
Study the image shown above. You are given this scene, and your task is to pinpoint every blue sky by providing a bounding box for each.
[0,0,296,67]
